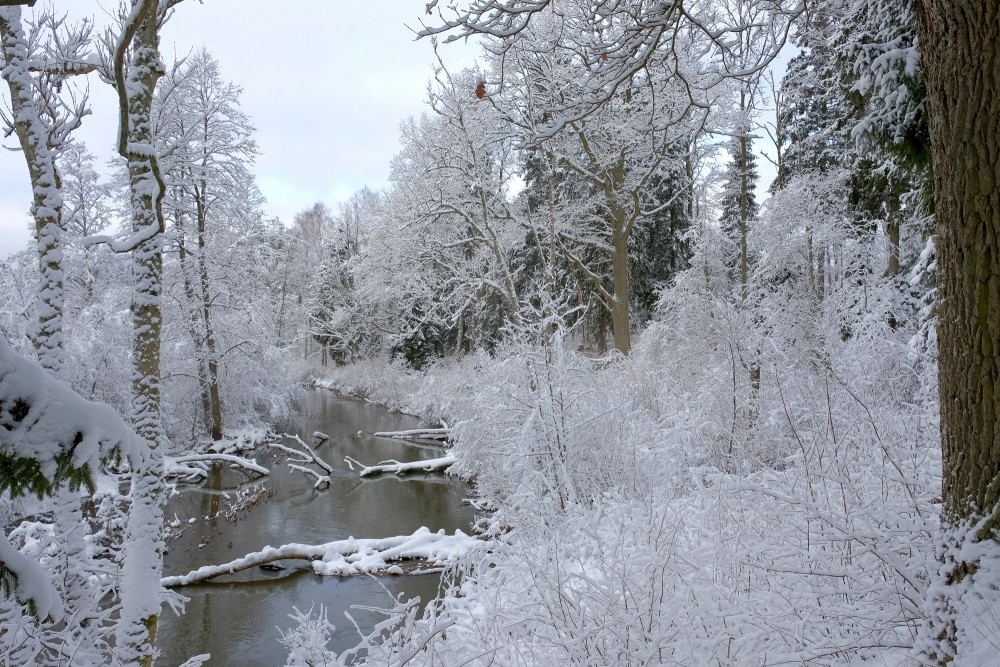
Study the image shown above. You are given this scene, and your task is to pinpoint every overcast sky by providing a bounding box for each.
[0,0,480,259]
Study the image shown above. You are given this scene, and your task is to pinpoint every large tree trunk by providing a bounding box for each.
[611,217,631,356]
[913,0,999,661]
[914,1,1000,530]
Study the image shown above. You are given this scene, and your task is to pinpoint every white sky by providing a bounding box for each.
[0,0,480,259]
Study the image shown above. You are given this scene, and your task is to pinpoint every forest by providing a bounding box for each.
[0,0,997,665]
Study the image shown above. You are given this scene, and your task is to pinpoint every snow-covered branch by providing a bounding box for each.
[162,527,480,586]
[372,427,451,443]
[344,454,456,477]
[269,433,335,489]
[164,453,269,483]
[0,337,143,498]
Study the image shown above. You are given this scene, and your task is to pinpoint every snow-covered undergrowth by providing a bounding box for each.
[311,255,939,665]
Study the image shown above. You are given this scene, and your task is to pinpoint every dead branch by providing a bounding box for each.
[345,454,457,477]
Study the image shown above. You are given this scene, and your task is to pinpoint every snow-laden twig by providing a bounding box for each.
[344,454,457,477]
[161,527,480,586]
[269,433,335,489]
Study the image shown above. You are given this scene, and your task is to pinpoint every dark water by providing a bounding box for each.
[157,392,475,666]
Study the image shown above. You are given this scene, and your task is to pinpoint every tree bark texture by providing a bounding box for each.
[914,0,1000,534]
[114,4,169,666]
[611,217,632,356]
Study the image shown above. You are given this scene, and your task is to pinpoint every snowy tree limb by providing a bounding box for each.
[0,532,61,621]
[372,427,451,442]
[269,433,335,489]
[164,453,269,482]
[0,337,144,498]
[161,527,480,586]
[344,454,456,477]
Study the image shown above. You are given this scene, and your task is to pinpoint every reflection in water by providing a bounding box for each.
[157,392,474,666]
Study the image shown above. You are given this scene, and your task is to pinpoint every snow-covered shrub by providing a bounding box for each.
[302,168,939,665]
[345,309,937,663]
[279,591,434,667]
[280,604,343,667]
[313,357,426,415]
[0,491,125,667]
[446,333,678,516]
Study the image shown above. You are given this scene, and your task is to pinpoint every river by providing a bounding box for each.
[156,391,476,666]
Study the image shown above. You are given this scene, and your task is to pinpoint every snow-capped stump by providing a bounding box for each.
[0,337,142,499]
[161,527,480,586]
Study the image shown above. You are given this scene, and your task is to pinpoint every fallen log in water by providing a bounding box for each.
[161,527,479,586]
[372,427,451,443]
[344,454,456,477]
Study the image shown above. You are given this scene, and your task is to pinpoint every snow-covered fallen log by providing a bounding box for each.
[165,453,270,483]
[161,527,479,586]
[372,427,451,443]
[344,454,456,477]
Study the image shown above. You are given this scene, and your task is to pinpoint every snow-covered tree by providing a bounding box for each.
[59,142,113,239]
[0,6,97,375]
[87,1,187,663]
[486,14,706,354]
[155,48,260,442]
[308,190,378,365]
[346,65,525,365]
[718,123,760,299]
